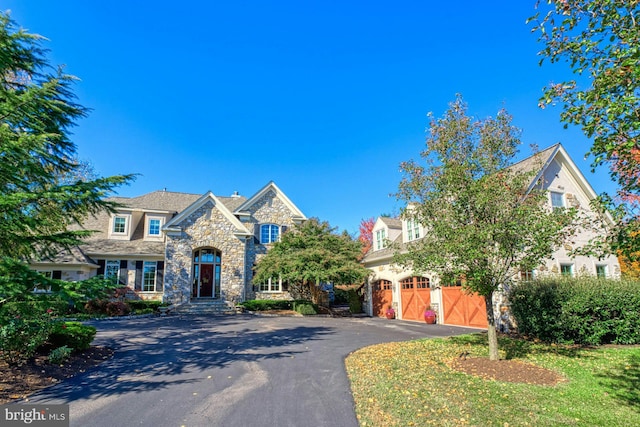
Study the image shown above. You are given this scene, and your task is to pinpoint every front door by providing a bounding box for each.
[192,248,222,299]
[199,264,214,298]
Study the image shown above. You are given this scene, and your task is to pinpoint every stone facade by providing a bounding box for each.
[162,184,306,305]
[164,200,249,305]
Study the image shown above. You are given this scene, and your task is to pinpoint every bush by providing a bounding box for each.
[127,300,163,311]
[347,289,362,314]
[509,278,640,345]
[294,303,317,315]
[333,288,350,305]
[240,300,293,311]
[48,346,72,365]
[0,312,54,365]
[0,299,71,322]
[105,301,131,317]
[48,321,96,351]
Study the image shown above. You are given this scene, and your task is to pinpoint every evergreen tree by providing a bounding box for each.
[0,12,134,261]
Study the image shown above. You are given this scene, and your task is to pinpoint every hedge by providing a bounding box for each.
[509,277,640,345]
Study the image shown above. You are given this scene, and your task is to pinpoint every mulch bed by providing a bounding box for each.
[0,346,113,404]
[451,357,565,386]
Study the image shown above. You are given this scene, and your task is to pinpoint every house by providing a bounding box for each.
[362,144,621,327]
[30,181,307,307]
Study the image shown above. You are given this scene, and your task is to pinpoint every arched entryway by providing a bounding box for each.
[192,248,221,299]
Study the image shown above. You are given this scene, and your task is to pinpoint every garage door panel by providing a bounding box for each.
[442,287,488,328]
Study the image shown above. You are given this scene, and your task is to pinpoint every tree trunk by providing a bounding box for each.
[485,291,499,360]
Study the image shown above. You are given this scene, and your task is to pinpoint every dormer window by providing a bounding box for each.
[261,224,280,244]
[148,218,162,236]
[375,229,386,250]
[406,218,420,241]
[113,216,127,234]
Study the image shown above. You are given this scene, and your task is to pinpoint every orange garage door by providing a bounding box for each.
[372,280,393,317]
[400,276,431,321]
[442,286,487,328]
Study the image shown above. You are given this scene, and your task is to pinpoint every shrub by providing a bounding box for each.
[0,312,54,365]
[240,300,293,311]
[105,301,131,317]
[49,346,72,365]
[48,322,96,351]
[127,300,163,311]
[0,299,71,322]
[347,289,362,314]
[509,277,640,345]
[132,308,155,315]
[333,288,350,305]
[84,299,108,314]
[294,303,317,315]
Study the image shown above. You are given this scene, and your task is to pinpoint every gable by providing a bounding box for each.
[234,181,306,223]
[164,192,251,237]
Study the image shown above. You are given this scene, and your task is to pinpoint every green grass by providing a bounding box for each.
[345,334,640,426]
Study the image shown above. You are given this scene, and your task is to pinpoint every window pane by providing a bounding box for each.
[114,217,126,233]
[106,260,120,283]
[149,219,161,235]
[551,192,564,209]
[143,261,157,291]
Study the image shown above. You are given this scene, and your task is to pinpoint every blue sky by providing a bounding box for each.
[5,1,617,235]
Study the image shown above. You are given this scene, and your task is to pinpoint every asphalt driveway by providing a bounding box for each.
[25,314,479,427]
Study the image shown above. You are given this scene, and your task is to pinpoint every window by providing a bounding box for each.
[148,218,161,236]
[550,192,565,210]
[596,265,608,278]
[113,216,127,233]
[415,277,430,289]
[560,263,574,277]
[105,260,120,283]
[143,261,157,292]
[520,270,534,281]
[260,224,280,244]
[407,218,420,241]
[258,277,286,292]
[375,229,386,250]
[401,276,430,289]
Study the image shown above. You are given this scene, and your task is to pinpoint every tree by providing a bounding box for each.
[395,96,576,360]
[0,12,134,261]
[358,217,375,259]
[529,0,640,256]
[253,218,370,304]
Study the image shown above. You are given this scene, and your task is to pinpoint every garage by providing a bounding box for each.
[371,279,393,317]
[399,276,431,321]
[441,286,487,328]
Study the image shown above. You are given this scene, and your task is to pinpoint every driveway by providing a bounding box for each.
[26,314,478,427]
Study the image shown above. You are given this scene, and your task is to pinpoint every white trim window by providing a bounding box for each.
[550,191,565,210]
[143,261,157,292]
[560,263,574,277]
[596,264,608,278]
[148,218,162,236]
[406,218,420,241]
[375,229,386,250]
[260,224,280,244]
[113,216,128,234]
[105,260,120,283]
[258,277,285,292]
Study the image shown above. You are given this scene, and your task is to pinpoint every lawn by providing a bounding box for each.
[345,334,640,427]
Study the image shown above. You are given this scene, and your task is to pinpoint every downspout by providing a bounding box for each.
[242,235,248,303]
